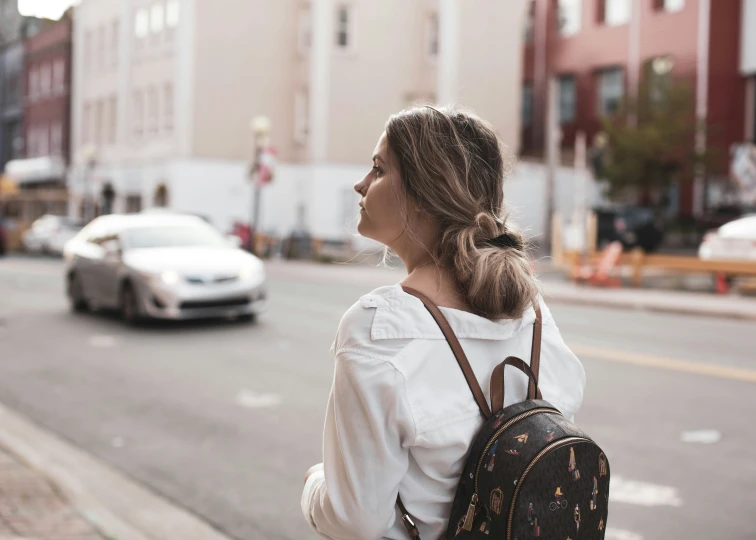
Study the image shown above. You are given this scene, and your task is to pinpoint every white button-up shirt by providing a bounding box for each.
[301,284,585,540]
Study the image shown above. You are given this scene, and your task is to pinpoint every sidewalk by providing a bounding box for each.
[541,278,756,321]
[0,402,233,540]
[265,259,756,321]
[0,445,104,540]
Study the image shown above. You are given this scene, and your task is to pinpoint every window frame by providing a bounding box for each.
[596,66,625,117]
[558,74,577,124]
[334,4,356,53]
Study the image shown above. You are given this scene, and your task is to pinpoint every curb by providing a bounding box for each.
[0,403,233,540]
[543,286,756,322]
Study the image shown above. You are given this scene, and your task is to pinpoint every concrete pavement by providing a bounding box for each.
[0,441,104,540]
[1,256,755,539]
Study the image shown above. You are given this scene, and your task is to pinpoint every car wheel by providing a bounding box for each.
[120,283,141,325]
[68,273,89,313]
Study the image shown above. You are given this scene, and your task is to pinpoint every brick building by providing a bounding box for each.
[15,15,73,187]
[522,0,746,216]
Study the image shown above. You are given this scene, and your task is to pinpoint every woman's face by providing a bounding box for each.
[353,132,407,245]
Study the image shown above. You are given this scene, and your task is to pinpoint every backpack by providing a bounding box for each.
[397,287,610,539]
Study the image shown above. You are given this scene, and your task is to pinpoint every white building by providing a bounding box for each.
[70,0,539,244]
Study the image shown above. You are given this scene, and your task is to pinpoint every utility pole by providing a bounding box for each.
[543,76,561,254]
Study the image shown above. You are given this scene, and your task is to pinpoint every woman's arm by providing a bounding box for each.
[301,349,415,540]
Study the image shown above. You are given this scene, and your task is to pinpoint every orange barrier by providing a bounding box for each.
[565,248,756,291]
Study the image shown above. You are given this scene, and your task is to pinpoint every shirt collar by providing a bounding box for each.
[360,284,536,341]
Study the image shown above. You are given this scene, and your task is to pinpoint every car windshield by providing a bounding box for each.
[122,224,227,249]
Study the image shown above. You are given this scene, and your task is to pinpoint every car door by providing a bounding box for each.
[74,221,109,305]
[97,233,124,308]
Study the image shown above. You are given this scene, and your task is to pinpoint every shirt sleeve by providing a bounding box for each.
[301,349,416,540]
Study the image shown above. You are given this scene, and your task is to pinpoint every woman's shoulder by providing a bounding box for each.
[331,285,414,359]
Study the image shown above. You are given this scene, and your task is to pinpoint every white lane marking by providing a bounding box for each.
[89,335,117,348]
[605,528,644,540]
[611,476,683,507]
[680,429,722,444]
[235,390,282,409]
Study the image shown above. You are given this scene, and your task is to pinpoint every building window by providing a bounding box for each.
[148,86,159,135]
[84,30,93,72]
[53,59,65,95]
[151,3,165,34]
[135,9,149,41]
[658,0,685,12]
[39,63,51,98]
[597,67,624,116]
[125,195,143,213]
[108,95,118,144]
[97,25,106,71]
[51,123,63,156]
[335,5,353,50]
[82,102,92,144]
[28,68,39,101]
[38,124,50,156]
[95,99,105,145]
[558,75,577,123]
[294,89,309,144]
[163,83,174,133]
[648,56,674,104]
[524,0,535,43]
[558,0,581,37]
[166,0,180,27]
[112,20,120,68]
[426,13,439,60]
[298,7,311,56]
[522,82,533,127]
[602,0,631,26]
[133,91,144,139]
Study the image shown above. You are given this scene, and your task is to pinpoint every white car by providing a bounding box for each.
[698,215,756,261]
[22,215,83,256]
[63,213,267,323]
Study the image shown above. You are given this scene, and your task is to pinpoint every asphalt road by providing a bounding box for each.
[1,256,755,540]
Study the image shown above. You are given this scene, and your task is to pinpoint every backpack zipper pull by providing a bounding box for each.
[462,493,478,531]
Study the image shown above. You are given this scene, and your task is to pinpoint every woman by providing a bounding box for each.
[301,106,585,539]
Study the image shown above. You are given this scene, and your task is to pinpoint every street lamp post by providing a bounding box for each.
[248,116,271,255]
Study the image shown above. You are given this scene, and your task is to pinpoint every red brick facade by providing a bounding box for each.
[522,0,745,180]
[23,17,72,171]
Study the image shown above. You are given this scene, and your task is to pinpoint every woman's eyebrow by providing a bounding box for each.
[372,155,384,164]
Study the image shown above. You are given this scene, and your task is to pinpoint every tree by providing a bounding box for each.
[597,73,713,208]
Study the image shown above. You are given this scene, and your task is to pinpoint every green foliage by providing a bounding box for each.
[598,75,713,202]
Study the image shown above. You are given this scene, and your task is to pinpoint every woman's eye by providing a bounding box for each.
[372,166,381,176]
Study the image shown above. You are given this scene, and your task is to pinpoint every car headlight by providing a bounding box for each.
[239,266,263,281]
[160,270,181,285]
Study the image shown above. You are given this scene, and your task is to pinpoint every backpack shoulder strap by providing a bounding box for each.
[528,298,543,398]
[401,286,492,420]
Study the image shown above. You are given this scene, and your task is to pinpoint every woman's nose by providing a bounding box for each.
[354,180,366,196]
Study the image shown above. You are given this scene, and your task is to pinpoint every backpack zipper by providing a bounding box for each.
[461,407,557,531]
[506,437,589,540]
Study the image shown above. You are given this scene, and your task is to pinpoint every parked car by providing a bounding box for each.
[63,213,267,323]
[595,206,665,252]
[698,215,756,261]
[22,215,83,256]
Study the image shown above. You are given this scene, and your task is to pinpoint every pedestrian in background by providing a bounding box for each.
[301,106,585,539]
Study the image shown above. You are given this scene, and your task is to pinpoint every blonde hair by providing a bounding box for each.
[385,106,538,319]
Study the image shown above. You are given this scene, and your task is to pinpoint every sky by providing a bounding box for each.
[17,0,79,20]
